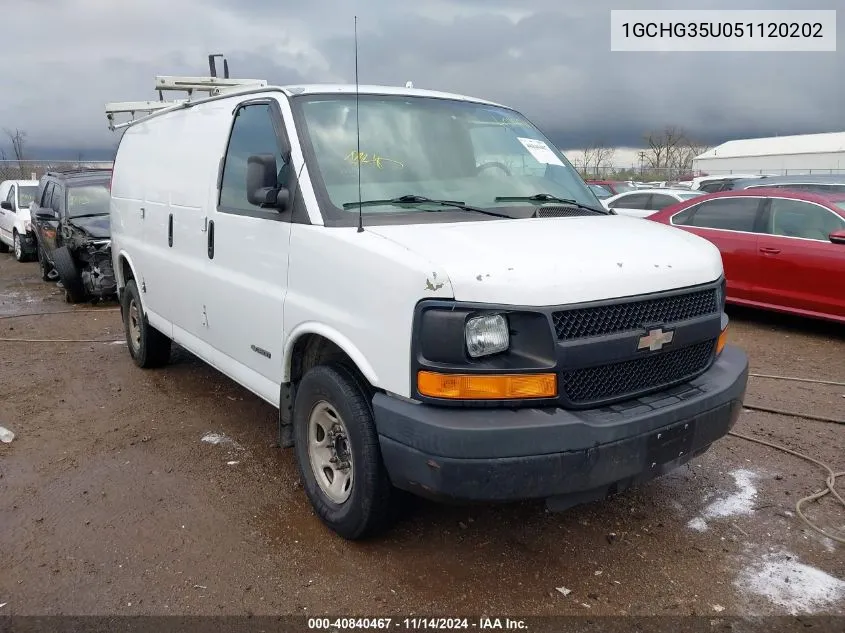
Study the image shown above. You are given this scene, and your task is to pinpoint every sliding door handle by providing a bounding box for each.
[759,246,781,255]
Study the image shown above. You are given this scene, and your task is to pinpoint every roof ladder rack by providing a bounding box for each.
[105,54,267,130]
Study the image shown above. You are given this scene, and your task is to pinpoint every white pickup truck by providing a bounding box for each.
[106,75,749,539]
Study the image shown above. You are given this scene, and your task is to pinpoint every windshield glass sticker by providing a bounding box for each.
[517,138,564,166]
[345,151,404,169]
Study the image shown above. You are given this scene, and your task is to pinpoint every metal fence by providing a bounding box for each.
[580,165,845,181]
[0,160,114,182]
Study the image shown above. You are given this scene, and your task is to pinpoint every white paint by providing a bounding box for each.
[201,432,242,449]
[0,178,39,251]
[109,80,725,411]
[736,551,845,614]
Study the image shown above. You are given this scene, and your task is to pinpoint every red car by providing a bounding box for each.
[585,180,635,195]
[648,188,845,323]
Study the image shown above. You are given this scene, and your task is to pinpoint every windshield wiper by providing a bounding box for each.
[494,193,608,214]
[342,195,514,219]
[69,213,109,219]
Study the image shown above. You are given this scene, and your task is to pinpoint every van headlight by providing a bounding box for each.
[465,314,509,358]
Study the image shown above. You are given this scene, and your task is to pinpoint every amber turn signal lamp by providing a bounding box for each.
[716,325,729,356]
[417,371,558,400]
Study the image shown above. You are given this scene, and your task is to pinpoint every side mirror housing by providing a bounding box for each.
[829,229,845,244]
[246,154,290,210]
[0,201,12,211]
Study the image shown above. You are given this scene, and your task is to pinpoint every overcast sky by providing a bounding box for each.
[1,0,842,158]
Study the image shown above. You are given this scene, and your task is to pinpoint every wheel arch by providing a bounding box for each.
[282,324,379,389]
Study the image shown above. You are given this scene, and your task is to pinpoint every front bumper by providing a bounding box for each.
[373,345,748,508]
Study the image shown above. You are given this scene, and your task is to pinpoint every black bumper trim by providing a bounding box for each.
[373,345,748,503]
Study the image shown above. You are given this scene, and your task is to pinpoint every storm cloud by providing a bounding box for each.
[1,0,842,156]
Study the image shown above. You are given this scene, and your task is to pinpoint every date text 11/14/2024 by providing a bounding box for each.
[307,617,529,630]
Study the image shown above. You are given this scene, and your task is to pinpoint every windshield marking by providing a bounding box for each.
[345,151,404,169]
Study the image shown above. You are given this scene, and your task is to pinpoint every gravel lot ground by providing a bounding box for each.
[0,254,842,618]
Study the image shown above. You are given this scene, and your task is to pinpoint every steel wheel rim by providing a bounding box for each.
[13,234,21,259]
[127,298,142,351]
[307,401,353,504]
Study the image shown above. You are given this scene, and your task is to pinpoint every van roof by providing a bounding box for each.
[108,83,510,131]
[278,83,505,107]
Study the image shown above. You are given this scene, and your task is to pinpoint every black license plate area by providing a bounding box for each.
[647,421,695,465]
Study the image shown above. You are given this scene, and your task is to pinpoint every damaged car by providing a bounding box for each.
[30,168,117,303]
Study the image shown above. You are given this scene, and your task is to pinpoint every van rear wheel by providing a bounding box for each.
[293,364,394,540]
[121,279,171,368]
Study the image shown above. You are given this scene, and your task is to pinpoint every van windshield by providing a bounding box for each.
[67,183,110,218]
[294,94,597,222]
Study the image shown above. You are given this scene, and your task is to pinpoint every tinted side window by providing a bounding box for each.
[609,193,650,209]
[219,103,290,215]
[51,185,64,214]
[768,198,845,240]
[41,182,55,208]
[650,194,677,210]
[698,182,724,193]
[684,197,761,231]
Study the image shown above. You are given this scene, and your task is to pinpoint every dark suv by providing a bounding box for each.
[30,168,117,303]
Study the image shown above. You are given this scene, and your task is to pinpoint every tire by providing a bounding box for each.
[38,246,52,281]
[121,279,171,368]
[293,364,395,540]
[52,246,86,303]
[13,231,29,262]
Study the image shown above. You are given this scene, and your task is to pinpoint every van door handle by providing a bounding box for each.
[759,247,781,255]
[140,207,145,219]
[168,214,173,247]
[207,220,214,259]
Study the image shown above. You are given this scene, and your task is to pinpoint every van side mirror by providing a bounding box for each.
[0,201,12,211]
[829,229,845,244]
[246,154,290,210]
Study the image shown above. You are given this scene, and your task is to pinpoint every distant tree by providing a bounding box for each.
[644,126,685,177]
[592,143,616,177]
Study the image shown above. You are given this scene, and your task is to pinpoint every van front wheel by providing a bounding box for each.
[121,279,171,368]
[293,364,394,540]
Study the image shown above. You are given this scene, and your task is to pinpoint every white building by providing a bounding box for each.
[693,131,845,175]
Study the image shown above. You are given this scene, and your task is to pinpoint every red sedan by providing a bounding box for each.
[648,188,845,323]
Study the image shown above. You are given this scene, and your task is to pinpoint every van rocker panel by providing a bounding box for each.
[372,345,748,503]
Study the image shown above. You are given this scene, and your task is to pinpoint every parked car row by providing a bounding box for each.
[647,187,845,323]
[0,167,116,303]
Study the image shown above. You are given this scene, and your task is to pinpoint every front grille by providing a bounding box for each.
[552,287,719,340]
[560,339,717,405]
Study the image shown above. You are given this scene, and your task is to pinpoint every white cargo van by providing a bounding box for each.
[106,68,748,539]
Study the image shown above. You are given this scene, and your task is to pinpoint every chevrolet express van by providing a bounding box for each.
[107,79,749,539]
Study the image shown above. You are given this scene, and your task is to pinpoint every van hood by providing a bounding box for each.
[69,215,110,239]
[367,215,723,306]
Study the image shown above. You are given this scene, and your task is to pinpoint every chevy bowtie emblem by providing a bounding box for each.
[638,327,674,352]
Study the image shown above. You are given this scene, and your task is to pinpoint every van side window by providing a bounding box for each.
[220,103,289,215]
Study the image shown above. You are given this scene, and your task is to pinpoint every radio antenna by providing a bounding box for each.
[354,16,364,233]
